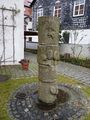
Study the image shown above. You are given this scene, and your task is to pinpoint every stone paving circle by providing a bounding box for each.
[8,83,89,120]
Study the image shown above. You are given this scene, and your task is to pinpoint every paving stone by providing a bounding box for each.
[8,83,89,120]
[0,52,90,85]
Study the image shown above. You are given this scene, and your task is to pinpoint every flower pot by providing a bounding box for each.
[19,59,29,70]
[22,62,29,70]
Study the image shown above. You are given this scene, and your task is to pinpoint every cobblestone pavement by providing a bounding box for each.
[56,62,90,85]
[0,52,90,85]
[25,52,90,85]
[9,83,88,120]
[0,52,38,79]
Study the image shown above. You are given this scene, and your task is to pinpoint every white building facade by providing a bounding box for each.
[0,0,24,65]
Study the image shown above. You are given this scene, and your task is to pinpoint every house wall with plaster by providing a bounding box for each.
[61,29,90,58]
[60,44,90,59]
[0,0,24,65]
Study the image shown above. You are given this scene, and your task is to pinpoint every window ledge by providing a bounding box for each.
[73,14,84,17]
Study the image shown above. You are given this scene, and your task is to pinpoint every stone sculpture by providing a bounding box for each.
[38,16,60,104]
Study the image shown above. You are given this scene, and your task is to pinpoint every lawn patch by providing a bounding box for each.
[0,75,90,120]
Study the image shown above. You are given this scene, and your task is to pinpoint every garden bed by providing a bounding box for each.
[0,76,90,120]
[60,55,90,68]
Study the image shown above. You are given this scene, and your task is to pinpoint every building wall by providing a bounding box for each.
[24,7,32,16]
[24,0,32,6]
[62,29,90,44]
[69,29,90,44]
[24,0,32,30]
[61,0,90,29]
[0,0,24,65]
[26,21,32,30]
[26,41,38,49]
[31,0,90,59]
[32,0,90,30]
[32,0,56,31]
[32,0,42,31]
[24,41,90,59]
[24,0,32,16]
[61,0,90,45]
[60,43,90,59]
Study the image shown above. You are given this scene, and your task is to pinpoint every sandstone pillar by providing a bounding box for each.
[38,16,60,104]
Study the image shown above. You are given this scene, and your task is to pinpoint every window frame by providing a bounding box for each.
[37,6,43,21]
[54,0,61,18]
[73,0,85,17]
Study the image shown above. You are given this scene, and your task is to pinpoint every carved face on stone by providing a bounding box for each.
[45,22,58,42]
[46,46,60,61]
[37,45,60,65]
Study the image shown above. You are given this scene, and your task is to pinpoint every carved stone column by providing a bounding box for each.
[38,16,60,104]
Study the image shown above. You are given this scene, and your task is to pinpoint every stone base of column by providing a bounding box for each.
[37,99,56,111]
[38,82,58,104]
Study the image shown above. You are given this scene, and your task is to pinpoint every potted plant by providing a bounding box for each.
[19,59,29,70]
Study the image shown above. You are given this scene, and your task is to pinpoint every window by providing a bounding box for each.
[54,0,61,17]
[37,7,43,21]
[29,37,32,42]
[73,0,85,16]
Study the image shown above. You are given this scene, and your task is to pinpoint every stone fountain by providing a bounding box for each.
[8,1,89,119]
[8,16,89,120]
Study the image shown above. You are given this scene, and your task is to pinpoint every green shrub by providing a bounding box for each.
[60,55,90,68]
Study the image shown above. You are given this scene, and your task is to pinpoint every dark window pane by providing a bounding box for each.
[58,10,61,14]
[55,14,57,17]
[29,37,32,41]
[79,9,83,14]
[58,13,60,17]
[55,6,58,9]
[75,11,78,15]
[55,10,57,14]
[75,5,79,10]
[80,5,84,9]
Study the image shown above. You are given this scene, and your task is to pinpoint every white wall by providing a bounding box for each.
[60,44,90,59]
[26,42,38,49]
[0,0,24,65]
[26,21,32,31]
[63,29,90,44]
[60,29,90,59]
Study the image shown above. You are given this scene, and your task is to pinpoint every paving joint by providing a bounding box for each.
[0,52,90,85]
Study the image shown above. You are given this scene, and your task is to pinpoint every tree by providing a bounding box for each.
[71,30,87,58]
